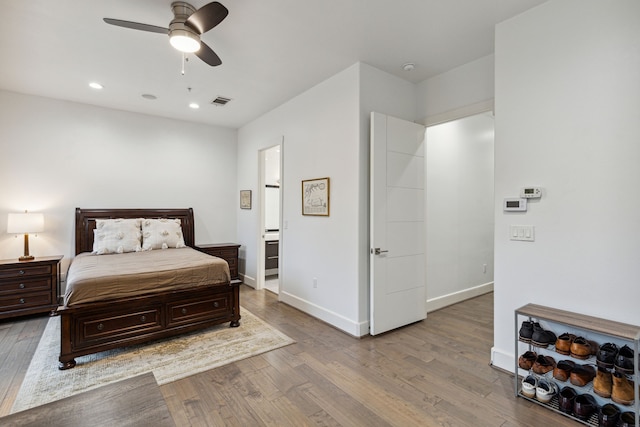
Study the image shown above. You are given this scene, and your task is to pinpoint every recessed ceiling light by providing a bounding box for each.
[141,94,157,100]
[401,62,415,72]
[189,103,200,109]
[89,82,104,89]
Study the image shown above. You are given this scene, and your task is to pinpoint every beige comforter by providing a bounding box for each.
[64,247,230,306]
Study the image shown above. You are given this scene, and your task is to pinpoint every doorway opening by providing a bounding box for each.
[260,144,281,294]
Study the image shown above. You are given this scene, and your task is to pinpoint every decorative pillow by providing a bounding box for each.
[92,218,143,255]
[141,218,186,250]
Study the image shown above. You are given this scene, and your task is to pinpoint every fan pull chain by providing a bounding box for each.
[181,52,185,75]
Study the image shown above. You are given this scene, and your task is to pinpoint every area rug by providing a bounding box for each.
[11,308,294,414]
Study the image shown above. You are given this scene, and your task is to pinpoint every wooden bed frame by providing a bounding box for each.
[57,208,241,370]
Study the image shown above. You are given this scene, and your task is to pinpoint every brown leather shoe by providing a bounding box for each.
[518,351,537,370]
[612,371,635,406]
[532,354,556,375]
[553,360,575,382]
[593,367,613,398]
[570,337,599,360]
[554,333,575,355]
[573,393,597,421]
[569,364,596,387]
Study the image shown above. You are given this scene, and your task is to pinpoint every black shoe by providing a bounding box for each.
[597,342,619,369]
[519,321,539,343]
[614,345,635,374]
[531,324,557,348]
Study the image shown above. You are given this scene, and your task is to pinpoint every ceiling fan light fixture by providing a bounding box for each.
[169,29,201,53]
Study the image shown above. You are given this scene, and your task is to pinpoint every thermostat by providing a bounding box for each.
[521,187,542,199]
[504,198,527,212]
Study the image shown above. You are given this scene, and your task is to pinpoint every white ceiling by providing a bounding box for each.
[0,0,546,129]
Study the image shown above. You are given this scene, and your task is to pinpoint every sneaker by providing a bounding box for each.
[535,379,557,403]
[521,375,537,398]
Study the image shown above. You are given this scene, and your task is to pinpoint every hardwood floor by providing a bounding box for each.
[0,286,578,426]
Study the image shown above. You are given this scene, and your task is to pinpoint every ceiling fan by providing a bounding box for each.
[104,1,228,66]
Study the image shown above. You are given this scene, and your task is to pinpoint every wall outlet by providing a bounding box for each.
[313,278,317,288]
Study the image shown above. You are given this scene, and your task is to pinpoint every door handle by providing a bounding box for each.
[373,248,388,255]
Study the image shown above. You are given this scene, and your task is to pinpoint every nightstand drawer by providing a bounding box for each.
[0,292,52,311]
[0,264,52,280]
[0,278,52,295]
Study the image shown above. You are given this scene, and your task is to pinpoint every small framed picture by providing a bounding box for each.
[302,177,330,216]
[240,190,252,209]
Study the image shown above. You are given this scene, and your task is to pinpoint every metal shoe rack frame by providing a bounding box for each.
[515,303,639,427]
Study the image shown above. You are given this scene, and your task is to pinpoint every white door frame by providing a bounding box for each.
[256,138,283,291]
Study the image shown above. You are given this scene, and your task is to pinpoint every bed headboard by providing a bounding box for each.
[75,208,196,255]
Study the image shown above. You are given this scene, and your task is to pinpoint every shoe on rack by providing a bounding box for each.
[518,351,537,370]
[569,336,599,360]
[614,345,635,375]
[569,364,596,387]
[535,379,557,404]
[554,333,576,355]
[611,371,635,406]
[532,354,556,375]
[519,321,538,343]
[553,360,575,382]
[558,386,577,414]
[531,324,557,348]
[619,411,636,427]
[521,375,537,398]
[596,342,619,369]
[598,403,620,427]
[573,393,597,421]
[593,367,612,398]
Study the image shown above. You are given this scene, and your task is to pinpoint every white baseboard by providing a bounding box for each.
[426,281,494,313]
[241,273,256,289]
[279,290,368,337]
[491,346,514,373]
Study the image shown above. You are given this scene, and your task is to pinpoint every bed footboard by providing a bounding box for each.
[58,281,241,370]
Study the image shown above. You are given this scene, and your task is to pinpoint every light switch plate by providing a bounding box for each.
[510,225,535,242]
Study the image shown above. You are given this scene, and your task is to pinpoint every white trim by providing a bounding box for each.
[279,291,368,337]
[241,273,256,289]
[419,99,494,127]
[490,346,514,372]
[426,281,494,313]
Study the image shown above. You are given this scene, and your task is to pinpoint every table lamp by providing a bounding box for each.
[7,211,44,261]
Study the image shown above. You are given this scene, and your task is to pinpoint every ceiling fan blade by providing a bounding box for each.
[195,41,222,66]
[186,2,228,34]
[103,18,168,34]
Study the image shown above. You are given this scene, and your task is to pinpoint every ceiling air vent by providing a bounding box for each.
[211,96,232,106]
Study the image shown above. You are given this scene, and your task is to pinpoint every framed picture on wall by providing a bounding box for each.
[302,177,330,216]
[240,190,252,209]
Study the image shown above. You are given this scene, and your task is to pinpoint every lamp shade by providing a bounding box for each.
[7,212,44,234]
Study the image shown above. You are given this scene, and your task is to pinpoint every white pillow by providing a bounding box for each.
[141,218,186,250]
[92,218,142,255]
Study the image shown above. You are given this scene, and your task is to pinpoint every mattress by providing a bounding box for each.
[64,247,230,306]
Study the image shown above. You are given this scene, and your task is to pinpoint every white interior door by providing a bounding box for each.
[370,112,427,335]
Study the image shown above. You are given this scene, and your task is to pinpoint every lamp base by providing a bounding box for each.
[19,255,35,262]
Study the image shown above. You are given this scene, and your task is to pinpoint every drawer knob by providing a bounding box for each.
[97,323,104,331]
[140,315,146,323]
[213,301,219,308]
[19,270,25,275]
[19,298,25,304]
[19,283,25,289]
[181,308,187,315]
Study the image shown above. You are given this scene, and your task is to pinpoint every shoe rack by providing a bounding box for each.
[515,303,639,427]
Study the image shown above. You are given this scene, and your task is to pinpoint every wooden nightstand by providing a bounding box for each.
[195,243,241,281]
[0,255,62,320]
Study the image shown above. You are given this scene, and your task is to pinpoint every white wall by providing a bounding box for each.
[492,0,640,370]
[417,54,494,122]
[0,90,238,275]
[426,113,495,311]
[237,64,363,334]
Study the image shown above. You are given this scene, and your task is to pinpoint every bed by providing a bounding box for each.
[57,208,241,370]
